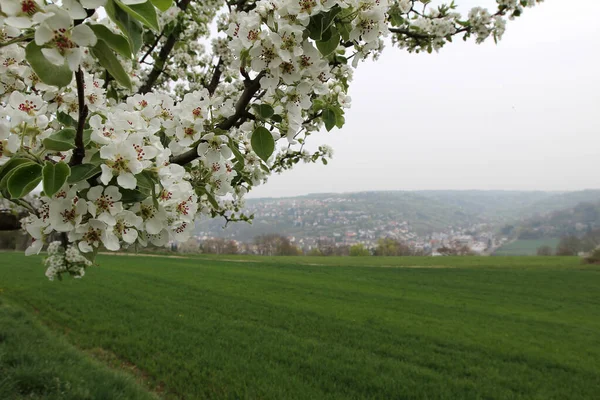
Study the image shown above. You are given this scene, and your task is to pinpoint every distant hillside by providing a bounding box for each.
[195,190,600,242]
[515,200,600,239]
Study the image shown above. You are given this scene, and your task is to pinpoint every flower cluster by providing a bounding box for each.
[44,240,92,280]
[0,0,541,279]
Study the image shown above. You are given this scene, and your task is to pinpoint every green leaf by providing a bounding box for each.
[57,111,77,128]
[228,138,246,165]
[90,40,132,90]
[0,158,33,189]
[271,114,283,123]
[8,163,42,199]
[251,127,275,162]
[332,106,345,128]
[120,188,149,203]
[89,151,103,166]
[306,6,342,41]
[83,129,93,147]
[116,0,160,32]
[42,128,77,151]
[252,104,275,119]
[336,20,352,42]
[316,27,340,57]
[322,108,336,131]
[105,0,144,54]
[68,164,101,184]
[42,161,71,198]
[136,170,157,193]
[150,0,173,12]
[205,192,219,210]
[25,42,73,88]
[89,23,132,59]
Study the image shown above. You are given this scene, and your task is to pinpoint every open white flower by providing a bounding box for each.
[0,0,44,28]
[34,7,97,70]
[100,141,144,189]
[71,219,108,253]
[87,185,123,225]
[130,198,167,235]
[103,210,143,250]
[49,198,88,232]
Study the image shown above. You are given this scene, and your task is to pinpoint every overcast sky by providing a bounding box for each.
[249,0,600,198]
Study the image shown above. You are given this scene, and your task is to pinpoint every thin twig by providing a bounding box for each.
[138,0,192,94]
[139,33,163,64]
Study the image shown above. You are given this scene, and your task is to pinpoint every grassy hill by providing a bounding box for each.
[1,253,599,399]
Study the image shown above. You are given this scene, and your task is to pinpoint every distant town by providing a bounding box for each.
[188,190,600,256]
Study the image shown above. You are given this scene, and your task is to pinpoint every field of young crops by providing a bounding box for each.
[1,252,599,399]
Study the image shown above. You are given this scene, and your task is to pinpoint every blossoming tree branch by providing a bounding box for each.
[0,0,541,279]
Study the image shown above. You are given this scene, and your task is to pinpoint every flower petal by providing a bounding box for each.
[117,172,136,189]
[72,24,97,47]
[41,48,65,66]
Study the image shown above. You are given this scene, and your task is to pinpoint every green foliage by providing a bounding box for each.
[68,164,101,184]
[24,42,72,87]
[42,161,71,198]
[316,27,340,57]
[115,0,160,32]
[7,163,42,199]
[322,107,336,131]
[1,253,598,399]
[149,0,173,12]
[120,188,150,204]
[349,243,370,256]
[89,23,133,59]
[252,104,274,119]
[105,0,144,55]
[91,40,133,90]
[0,158,32,188]
[42,128,77,151]
[306,7,341,41]
[251,127,275,162]
[57,111,77,128]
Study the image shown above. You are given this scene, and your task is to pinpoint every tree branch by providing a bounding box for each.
[206,58,223,96]
[139,33,163,64]
[0,33,33,48]
[170,72,265,165]
[138,0,192,94]
[70,68,88,166]
[389,26,468,40]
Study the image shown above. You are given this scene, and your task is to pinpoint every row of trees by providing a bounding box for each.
[194,236,475,257]
[536,230,600,256]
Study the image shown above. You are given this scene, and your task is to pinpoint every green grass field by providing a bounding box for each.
[493,239,560,256]
[1,252,599,399]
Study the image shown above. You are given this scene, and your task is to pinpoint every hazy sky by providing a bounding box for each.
[249,0,600,198]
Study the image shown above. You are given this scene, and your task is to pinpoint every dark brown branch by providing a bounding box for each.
[206,58,223,96]
[139,33,163,64]
[70,67,88,166]
[170,72,265,165]
[389,26,468,40]
[138,0,192,94]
